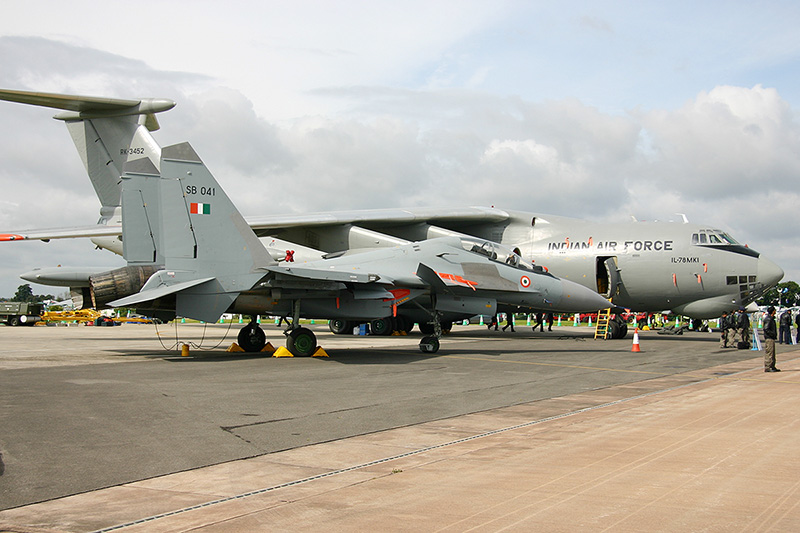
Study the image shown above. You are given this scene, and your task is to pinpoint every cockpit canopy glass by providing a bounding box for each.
[691,229,740,246]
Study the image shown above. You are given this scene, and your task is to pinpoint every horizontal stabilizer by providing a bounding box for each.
[0,88,175,124]
[109,276,215,307]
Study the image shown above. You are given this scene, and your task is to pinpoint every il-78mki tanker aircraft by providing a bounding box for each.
[0,89,784,340]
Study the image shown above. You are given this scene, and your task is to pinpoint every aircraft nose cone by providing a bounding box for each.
[757,256,784,288]
[557,278,612,312]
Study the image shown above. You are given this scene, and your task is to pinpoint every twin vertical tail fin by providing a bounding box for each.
[111,142,272,322]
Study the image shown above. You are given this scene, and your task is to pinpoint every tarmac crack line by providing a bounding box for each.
[90,374,726,533]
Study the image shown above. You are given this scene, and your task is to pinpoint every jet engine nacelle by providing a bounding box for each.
[88,265,160,308]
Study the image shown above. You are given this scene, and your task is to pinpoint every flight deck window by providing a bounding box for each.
[699,234,707,244]
[709,234,722,244]
[749,276,756,283]
[727,276,738,285]
[739,276,747,283]
[692,234,699,244]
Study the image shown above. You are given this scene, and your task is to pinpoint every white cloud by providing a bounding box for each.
[1,1,800,297]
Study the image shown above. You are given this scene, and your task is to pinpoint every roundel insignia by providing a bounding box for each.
[520,275,531,288]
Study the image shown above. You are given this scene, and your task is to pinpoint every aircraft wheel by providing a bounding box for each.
[328,319,353,335]
[238,323,267,352]
[618,322,628,338]
[287,327,317,357]
[370,317,394,336]
[419,335,440,353]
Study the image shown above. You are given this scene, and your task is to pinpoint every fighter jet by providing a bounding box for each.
[0,89,784,338]
[106,141,610,354]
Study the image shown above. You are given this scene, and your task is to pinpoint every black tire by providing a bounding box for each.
[329,319,353,335]
[608,319,620,339]
[8,316,20,327]
[370,317,394,336]
[238,323,267,352]
[419,335,440,353]
[619,322,628,338]
[287,327,317,356]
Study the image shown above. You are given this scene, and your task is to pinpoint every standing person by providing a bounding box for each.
[546,313,554,332]
[779,309,792,344]
[531,312,544,332]
[763,306,780,372]
[719,311,730,348]
[488,314,498,331]
[737,309,751,348]
[795,310,800,344]
[502,313,515,332]
[729,311,740,346]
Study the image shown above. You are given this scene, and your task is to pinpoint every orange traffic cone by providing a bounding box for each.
[631,328,641,352]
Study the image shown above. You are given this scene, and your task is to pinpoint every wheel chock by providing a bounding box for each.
[261,342,276,353]
[273,346,294,357]
[226,343,245,352]
[312,347,329,357]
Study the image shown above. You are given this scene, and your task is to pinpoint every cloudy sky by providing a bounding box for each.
[0,0,799,298]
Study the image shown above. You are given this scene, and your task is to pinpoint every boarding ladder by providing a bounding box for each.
[594,308,612,339]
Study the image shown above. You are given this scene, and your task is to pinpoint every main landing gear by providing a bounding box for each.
[237,319,319,356]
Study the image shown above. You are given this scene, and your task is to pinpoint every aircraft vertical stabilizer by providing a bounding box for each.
[112,142,272,322]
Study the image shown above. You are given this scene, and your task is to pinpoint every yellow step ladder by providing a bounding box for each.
[594,308,612,339]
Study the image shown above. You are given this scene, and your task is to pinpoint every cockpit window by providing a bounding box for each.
[692,230,740,246]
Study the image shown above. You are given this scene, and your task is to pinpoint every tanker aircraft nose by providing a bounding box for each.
[556,278,612,312]
[757,256,784,288]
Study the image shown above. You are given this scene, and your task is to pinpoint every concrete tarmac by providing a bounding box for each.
[1,322,798,531]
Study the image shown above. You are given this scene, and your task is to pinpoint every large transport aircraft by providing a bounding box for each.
[106,141,611,354]
[0,89,785,340]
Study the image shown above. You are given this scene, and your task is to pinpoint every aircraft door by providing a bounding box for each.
[596,256,621,298]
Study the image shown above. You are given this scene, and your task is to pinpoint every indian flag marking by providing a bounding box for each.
[190,202,211,215]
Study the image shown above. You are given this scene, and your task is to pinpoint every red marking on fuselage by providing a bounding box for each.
[0,234,24,241]
[437,272,478,291]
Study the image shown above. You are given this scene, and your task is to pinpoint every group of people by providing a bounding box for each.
[718,309,752,349]
[721,307,799,373]
[487,312,553,333]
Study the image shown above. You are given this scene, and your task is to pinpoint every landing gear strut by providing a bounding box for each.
[282,300,318,356]
[418,310,444,353]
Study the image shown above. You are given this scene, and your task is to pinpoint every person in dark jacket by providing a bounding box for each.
[737,309,751,347]
[719,311,731,348]
[795,311,800,344]
[779,309,792,344]
[763,306,779,372]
